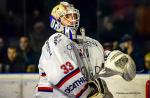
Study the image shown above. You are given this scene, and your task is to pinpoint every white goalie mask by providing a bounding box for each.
[50,2,80,40]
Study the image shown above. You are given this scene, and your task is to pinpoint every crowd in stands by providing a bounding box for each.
[103,34,150,73]
[0,6,51,73]
[0,0,149,73]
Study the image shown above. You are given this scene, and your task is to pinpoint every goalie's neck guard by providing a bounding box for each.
[50,15,77,40]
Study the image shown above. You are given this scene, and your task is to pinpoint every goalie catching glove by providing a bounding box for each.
[99,50,136,81]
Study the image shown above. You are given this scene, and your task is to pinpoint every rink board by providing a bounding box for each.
[101,74,150,98]
[0,74,149,98]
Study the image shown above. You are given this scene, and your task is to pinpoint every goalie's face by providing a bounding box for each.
[61,13,78,27]
[50,2,80,39]
[51,2,80,29]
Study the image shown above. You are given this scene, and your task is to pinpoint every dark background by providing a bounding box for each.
[0,0,150,73]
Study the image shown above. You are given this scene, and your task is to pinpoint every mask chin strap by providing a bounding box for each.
[63,26,77,40]
[69,31,73,40]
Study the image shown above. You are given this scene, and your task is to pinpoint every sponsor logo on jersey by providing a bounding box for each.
[54,34,62,45]
[46,40,52,56]
[83,41,98,48]
[64,77,87,94]
[80,65,104,80]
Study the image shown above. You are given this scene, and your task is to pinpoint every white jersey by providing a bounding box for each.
[35,33,105,98]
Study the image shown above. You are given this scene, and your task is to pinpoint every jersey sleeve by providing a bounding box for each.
[88,40,118,78]
[85,37,105,76]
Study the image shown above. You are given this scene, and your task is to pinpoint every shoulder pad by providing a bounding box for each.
[41,33,73,58]
[47,33,73,49]
[49,33,66,45]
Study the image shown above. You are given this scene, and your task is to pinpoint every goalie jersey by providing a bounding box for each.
[35,33,105,98]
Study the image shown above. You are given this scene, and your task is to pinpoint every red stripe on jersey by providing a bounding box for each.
[76,83,88,98]
[56,68,80,88]
[38,87,53,92]
[40,72,46,76]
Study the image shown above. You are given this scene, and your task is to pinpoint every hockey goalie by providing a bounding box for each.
[35,2,136,98]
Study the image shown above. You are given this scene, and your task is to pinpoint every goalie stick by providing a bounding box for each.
[79,28,109,98]
[50,83,76,98]
[80,27,98,81]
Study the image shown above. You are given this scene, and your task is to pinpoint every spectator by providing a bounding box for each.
[101,16,116,42]
[0,37,7,72]
[112,41,119,50]
[135,5,150,37]
[19,36,38,72]
[32,9,42,24]
[29,21,49,53]
[119,34,133,55]
[143,40,150,55]
[143,52,150,73]
[4,46,25,73]
[103,42,113,51]
[3,10,23,39]
[119,34,144,73]
[27,9,42,31]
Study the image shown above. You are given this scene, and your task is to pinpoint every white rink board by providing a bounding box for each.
[0,74,38,98]
[0,74,149,98]
[101,74,150,98]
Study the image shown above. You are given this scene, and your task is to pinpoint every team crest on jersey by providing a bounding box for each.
[66,43,75,50]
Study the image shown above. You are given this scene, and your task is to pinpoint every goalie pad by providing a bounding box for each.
[101,50,136,81]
